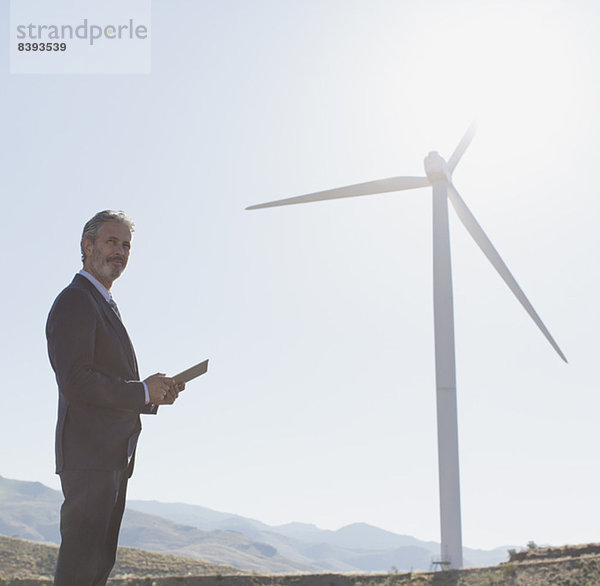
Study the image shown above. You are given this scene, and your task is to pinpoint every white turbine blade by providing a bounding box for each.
[447,122,478,173]
[448,183,567,363]
[246,176,430,210]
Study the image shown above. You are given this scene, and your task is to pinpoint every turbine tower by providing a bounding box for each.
[246,124,567,569]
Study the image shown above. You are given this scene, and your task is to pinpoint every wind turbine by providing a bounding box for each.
[246,124,567,569]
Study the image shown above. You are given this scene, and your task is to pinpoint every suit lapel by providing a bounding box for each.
[99,299,139,377]
[74,274,139,377]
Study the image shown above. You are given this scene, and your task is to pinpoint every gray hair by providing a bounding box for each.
[80,210,135,263]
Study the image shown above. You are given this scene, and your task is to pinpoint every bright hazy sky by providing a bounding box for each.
[1,0,599,551]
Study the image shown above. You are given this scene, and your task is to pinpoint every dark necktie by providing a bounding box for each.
[108,295,122,321]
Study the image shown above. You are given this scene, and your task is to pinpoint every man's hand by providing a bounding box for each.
[144,372,178,405]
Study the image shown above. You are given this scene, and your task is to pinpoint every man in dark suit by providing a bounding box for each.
[46,210,184,585]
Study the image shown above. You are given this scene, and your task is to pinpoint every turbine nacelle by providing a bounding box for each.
[424,151,451,183]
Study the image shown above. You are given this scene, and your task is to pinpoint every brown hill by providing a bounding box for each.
[3,537,600,586]
[508,541,600,562]
[0,535,243,581]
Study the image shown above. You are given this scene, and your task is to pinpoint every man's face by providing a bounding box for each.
[82,221,132,289]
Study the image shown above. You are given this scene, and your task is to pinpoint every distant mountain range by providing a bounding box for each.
[0,475,512,573]
[0,534,244,581]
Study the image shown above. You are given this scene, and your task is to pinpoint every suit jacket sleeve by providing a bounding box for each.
[47,286,146,412]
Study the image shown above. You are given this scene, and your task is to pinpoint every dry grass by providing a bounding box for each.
[3,536,600,586]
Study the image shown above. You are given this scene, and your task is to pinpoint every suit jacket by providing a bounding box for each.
[46,273,156,474]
